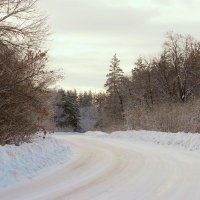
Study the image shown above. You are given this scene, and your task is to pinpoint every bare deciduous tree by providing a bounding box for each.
[0,0,48,50]
[0,0,57,145]
[163,32,200,102]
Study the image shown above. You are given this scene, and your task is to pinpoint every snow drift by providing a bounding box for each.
[85,130,200,151]
[0,134,71,188]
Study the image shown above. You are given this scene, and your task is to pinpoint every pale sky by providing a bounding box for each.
[39,0,200,92]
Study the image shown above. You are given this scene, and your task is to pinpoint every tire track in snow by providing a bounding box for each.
[1,135,200,200]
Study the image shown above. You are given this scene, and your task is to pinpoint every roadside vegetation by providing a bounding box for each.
[0,0,58,145]
[1,1,200,145]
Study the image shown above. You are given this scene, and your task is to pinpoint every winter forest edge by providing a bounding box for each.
[2,0,200,145]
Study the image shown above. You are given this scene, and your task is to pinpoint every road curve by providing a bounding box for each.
[1,135,200,200]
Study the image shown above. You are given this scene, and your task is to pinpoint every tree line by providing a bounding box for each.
[54,32,200,133]
[1,0,200,145]
[100,32,200,132]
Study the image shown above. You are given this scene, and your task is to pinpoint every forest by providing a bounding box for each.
[55,32,200,134]
[1,0,200,145]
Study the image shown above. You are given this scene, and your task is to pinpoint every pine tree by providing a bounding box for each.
[104,54,125,129]
[104,54,124,95]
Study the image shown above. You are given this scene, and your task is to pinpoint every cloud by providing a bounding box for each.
[40,0,160,35]
[39,0,200,91]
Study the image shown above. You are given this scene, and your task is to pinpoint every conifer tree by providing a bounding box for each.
[104,54,125,129]
[54,90,80,131]
[64,90,80,131]
[104,54,124,95]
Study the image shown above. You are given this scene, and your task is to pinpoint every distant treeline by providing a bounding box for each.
[54,32,200,133]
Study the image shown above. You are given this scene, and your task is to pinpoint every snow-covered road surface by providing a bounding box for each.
[1,134,200,200]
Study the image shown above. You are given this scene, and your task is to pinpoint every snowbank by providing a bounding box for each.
[0,134,71,188]
[85,130,200,151]
[84,131,108,136]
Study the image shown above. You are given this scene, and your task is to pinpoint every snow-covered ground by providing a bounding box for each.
[1,130,200,199]
[85,130,200,150]
[0,133,72,188]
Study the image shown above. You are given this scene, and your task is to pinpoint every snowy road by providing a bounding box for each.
[1,135,200,200]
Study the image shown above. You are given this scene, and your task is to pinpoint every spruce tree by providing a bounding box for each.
[64,90,80,131]
[54,90,80,131]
